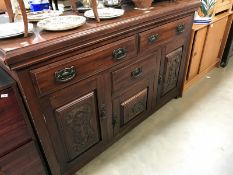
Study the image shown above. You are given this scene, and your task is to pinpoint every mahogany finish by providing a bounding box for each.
[0,142,45,175]
[0,1,199,174]
[0,87,31,157]
[30,36,137,96]
[0,68,47,175]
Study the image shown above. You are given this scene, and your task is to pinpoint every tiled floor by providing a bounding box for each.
[76,57,233,175]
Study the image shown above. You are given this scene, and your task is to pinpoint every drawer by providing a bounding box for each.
[121,88,148,125]
[113,80,153,136]
[112,53,157,92]
[139,16,192,54]
[31,36,137,96]
[0,142,46,175]
[0,88,31,157]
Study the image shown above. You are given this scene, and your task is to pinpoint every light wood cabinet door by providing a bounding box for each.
[187,27,208,81]
[200,17,228,72]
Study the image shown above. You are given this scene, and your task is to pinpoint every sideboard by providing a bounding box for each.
[0,1,200,174]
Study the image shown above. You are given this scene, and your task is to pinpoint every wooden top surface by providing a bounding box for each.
[0,0,200,69]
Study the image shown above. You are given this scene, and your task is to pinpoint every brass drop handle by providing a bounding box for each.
[131,67,142,78]
[55,66,76,83]
[176,24,185,34]
[148,34,160,44]
[112,48,128,61]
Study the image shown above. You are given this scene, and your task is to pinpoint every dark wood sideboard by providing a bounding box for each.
[0,68,47,175]
[0,1,200,174]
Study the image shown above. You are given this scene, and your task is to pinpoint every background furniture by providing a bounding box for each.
[0,68,47,175]
[213,0,233,15]
[184,2,233,91]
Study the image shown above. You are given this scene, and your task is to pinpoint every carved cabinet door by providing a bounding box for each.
[157,40,186,105]
[40,74,112,174]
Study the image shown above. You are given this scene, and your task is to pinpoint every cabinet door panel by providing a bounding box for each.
[161,47,183,96]
[40,75,111,173]
[200,17,228,71]
[157,38,187,105]
[55,92,101,160]
[187,27,207,80]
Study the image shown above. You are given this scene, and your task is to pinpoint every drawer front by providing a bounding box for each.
[0,88,31,157]
[139,16,192,54]
[121,88,147,125]
[112,53,157,92]
[113,80,153,136]
[0,142,46,175]
[31,36,137,96]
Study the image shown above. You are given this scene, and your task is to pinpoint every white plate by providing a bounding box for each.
[27,10,63,22]
[0,22,33,39]
[84,8,124,19]
[37,15,86,31]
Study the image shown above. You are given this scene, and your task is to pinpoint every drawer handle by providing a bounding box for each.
[131,67,142,78]
[55,66,76,83]
[176,24,185,34]
[112,48,128,61]
[148,34,160,44]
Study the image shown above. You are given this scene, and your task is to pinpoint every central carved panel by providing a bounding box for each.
[55,92,101,161]
[120,88,148,125]
[162,47,183,96]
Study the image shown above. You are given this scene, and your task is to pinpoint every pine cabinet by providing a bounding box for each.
[200,16,228,72]
[185,13,232,91]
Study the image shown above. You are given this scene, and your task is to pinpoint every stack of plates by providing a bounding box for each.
[193,12,212,24]
[27,10,63,22]
[84,8,124,19]
[37,15,86,31]
[0,22,33,39]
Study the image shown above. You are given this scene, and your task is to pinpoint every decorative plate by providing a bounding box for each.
[37,15,86,31]
[27,10,63,22]
[0,22,33,39]
[84,8,124,19]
